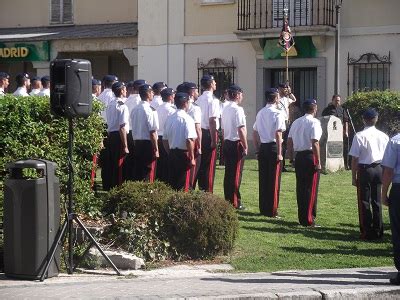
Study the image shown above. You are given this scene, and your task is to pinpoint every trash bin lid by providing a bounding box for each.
[6,159,52,170]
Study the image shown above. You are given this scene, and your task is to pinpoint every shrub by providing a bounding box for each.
[0,95,105,216]
[345,90,400,137]
[164,191,239,259]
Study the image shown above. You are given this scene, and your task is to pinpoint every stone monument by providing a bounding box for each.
[319,115,345,172]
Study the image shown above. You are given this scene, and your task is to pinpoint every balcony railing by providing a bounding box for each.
[237,0,336,31]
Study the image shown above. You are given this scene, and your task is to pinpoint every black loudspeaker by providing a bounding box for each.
[50,59,92,118]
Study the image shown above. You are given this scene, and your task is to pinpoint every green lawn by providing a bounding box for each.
[213,159,393,272]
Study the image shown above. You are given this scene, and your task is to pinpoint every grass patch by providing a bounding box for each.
[213,159,393,272]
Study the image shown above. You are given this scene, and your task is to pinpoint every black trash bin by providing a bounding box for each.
[3,159,60,279]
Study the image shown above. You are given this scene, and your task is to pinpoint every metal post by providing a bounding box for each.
[334,1,342,95]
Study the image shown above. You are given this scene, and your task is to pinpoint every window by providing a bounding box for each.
[197,58,236,99]
[347,52,391,95]
[51,0,73,25]
[273,0,311,27]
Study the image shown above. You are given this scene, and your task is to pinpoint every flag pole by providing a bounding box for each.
[285,50,289,83]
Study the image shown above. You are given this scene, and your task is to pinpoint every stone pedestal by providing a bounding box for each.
[319,115,345,172]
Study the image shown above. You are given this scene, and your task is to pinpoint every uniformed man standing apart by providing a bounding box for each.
[130,84,159,182]
[322,94,350,169]
[98,75,118,121]
[151,82,167,109]
[38,76,50,97]
[156,87,176,183]
[221,84,248,209]
[105,82,129,190]
[163,92,197,191]
[349,108,389,240]
[29,76,42,96]
[287,99,322,227]
[13,73,30,97]
[278,83,296,171]
[0,72,10,96]
[183,82,202,188]
[253,88,286,217]
[195,74,220,192]
[381,130,400,285]
[92,79,102,99]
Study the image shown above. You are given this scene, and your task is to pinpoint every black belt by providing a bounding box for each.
[261,142,276,145]
[359,162,381,169]
[171,148,187,152]
[297,150,313,154]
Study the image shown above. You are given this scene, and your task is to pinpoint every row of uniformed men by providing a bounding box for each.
[0,72,50,97]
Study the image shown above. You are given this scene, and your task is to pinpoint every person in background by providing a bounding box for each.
[29,76,42,96]
[98,75,118,121]
[349,108,389,240]
[38,76,50,97]
[151,81,167,110]
[13,73,30,97]
[0,72,10,96]
[92,78,102,99]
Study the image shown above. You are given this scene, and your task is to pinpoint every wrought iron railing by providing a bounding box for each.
[237,0,336,30]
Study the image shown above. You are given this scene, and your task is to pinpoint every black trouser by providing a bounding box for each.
[258,142,282,217]
[168,149,191,191]
[223,140,245,208]
[197,129,217,193]
[156,136,169,183]
[356,163,383,239]
[389,184,400,271]
[123,130,135,182]
[132,140,157,182]
[190,147,201,190]
[107,131,125,190]
[295,150,320,226]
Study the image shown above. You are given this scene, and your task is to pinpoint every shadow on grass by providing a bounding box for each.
[280,245,392,257]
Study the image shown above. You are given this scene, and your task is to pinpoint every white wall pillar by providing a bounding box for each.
[32,61,50,77]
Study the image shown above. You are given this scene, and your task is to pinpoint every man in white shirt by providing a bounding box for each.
[98,75,118,121]
[0,72,10,96]
[38,76,50,97]
[221,84,248,210]
[92,79,101,99]
[163,92,197,191]
[195,74,220,193]
[151,81,167,109]
[13,73,30,97]
[29,76,42,96]
[130,84,159,182]
[105,81,129,190]
[349,108,389,240]
[156,87,176,183]
[253,88,286,217]
[287,99,322,227]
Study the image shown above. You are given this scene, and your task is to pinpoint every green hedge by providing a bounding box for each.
[345,90,400,137]
[0,95,105,216]
[102,181,239,261]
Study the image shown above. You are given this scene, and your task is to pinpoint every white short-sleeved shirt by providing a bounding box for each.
[38,88,50,97]
[156,102,176,136]
[131,101,159,140]
[277,96,295,121]
[0,88,5,95]
[13,87,29,97]
[382,134,400,183]
[253,104,286,143]
[150,95,163,110]
[195,91,220,130]
[288,114,322,151]
[106,97,129,133]
[221,101,246,141]
[30,88,41,96]
[349,126,389,165]
[220,101,229,117]
[187,102,201,125]
[125,94,141,120]
[98,88,114,121]
[163,109,197,150]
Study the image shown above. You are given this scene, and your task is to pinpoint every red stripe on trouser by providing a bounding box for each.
[91,154,98,189]
[208,149,216,193]
[233,143,242,208]
[273,160,281,216]
[307,155,318,225]
[118,148,124,185]
[190,161,196,188]
[184,166,191,192]
[356,169,366,238]
[149,160,156,183]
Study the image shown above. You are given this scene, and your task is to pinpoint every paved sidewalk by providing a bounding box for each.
[1,265,400,299]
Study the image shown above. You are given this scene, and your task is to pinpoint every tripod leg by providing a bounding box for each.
[40,218,68,282]
[72,241,94,272]
[73,216,122,276]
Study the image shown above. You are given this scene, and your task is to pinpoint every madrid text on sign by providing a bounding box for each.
[0,47,29,58]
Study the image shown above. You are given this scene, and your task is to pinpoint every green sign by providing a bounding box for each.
[264,36,317,60]
[0,41,49,62]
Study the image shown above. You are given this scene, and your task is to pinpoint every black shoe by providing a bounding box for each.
[390,274,400,285]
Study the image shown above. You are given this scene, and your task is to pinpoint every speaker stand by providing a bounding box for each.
[40,118,121,281]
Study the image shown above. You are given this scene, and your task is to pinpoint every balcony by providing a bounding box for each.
[236,0,337,39]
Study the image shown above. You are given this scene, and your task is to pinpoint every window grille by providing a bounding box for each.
[51,0,73,25]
